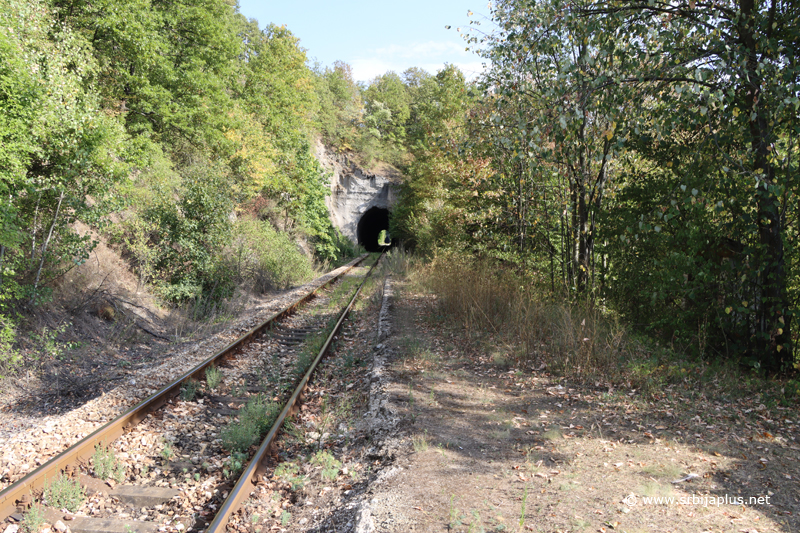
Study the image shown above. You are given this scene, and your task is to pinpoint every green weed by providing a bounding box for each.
[43,473,85,512]
[92,443,126,482]
[274,462,305,491]
[23,502,45,533]
[205,366,222,390]
[310,450,341,481]
[180,379,198,401]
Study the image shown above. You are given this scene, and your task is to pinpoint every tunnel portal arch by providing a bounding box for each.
[357,207,392,252]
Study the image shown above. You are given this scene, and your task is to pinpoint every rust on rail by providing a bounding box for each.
[0,254,369,522]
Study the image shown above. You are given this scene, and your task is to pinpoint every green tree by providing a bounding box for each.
[363,71,411,145]
[314,61,362,149]
[578,0,800,369]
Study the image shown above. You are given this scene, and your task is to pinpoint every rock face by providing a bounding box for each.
[315,141,399,249]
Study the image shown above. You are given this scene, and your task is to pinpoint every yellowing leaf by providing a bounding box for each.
[725,307,732,314]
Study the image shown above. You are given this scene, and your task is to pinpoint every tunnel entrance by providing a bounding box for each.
[357,207,392,252]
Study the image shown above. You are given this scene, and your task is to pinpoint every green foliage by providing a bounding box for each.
[0,0,126,308]
[220,395,280,453]
[43,473,85,512]
[222,451,248,478]
[390,0,800,372]
[363,71,411,145]
[92,444,126,483]
[314,61,363,149]
[22,502,45,533]
[139,160,236,303]
[310,450,341,481]
[228,217,314,292]
[274,461,305,491]
[205,366,222,391]
[0,313,20,376]
[160,439,174,462]
[180,380,199,402]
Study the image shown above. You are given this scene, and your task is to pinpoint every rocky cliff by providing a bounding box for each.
[315,141,400,248]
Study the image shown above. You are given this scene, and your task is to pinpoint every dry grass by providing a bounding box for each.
[409,252,800,405]
[413,252,635,386]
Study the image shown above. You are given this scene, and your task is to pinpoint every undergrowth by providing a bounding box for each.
[43,473,85,512]
[413,251,799,404]
[221,394,281,453]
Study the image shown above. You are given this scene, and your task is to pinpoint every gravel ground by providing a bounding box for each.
[0,259,364,492]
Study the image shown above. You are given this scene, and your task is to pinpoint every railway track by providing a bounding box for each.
[0,253,384,533]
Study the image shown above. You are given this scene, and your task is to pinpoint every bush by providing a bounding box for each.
[221,394,281,452]
[43,473,85,512]
[92,444,126,482]
[23,502,45,533]
[228,217,314,292]
[0,313,20,377]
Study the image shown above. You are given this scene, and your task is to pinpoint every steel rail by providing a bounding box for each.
[205,252,384,532]
[0,254,370,522]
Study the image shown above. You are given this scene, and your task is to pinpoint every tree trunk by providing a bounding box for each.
[31,190,64,304]
[739,0,791,370]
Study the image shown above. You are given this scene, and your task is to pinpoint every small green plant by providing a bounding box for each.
[310,450,341,481]
[44,473,85,512]
[274,461,305,491]
[221,395,281,453]
[160,439,175,462]
[180,379,199,401]
[448,494,464,529]
[282,420,306,443]
[412,432,429,453]
[280,510,291,527]
[93,443,126,482]
[23,502,45,533]
[193,473,200,482]
[468,510,483,533]
[519,486,529,527]
[205,366,222,391]
[222,451,248,478]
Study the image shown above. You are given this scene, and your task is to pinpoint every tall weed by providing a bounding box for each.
[415,252,634,385]
[228,217,314,292]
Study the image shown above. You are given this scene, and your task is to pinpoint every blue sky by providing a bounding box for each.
[237,0,489,82]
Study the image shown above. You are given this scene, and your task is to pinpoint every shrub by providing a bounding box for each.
[221,395,281,452]
[228,217,314,292]
[205,366,222,390]
[180,379,198,402]
[92,444,126,482]
[43,473,85,512]
[23,502,45,533]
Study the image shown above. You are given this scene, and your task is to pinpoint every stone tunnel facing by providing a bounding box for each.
[357,207,392,252]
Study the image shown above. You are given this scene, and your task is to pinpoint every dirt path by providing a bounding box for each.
[358,279,800,533]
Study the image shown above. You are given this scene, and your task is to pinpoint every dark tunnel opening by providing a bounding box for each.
[357,207,394,252]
